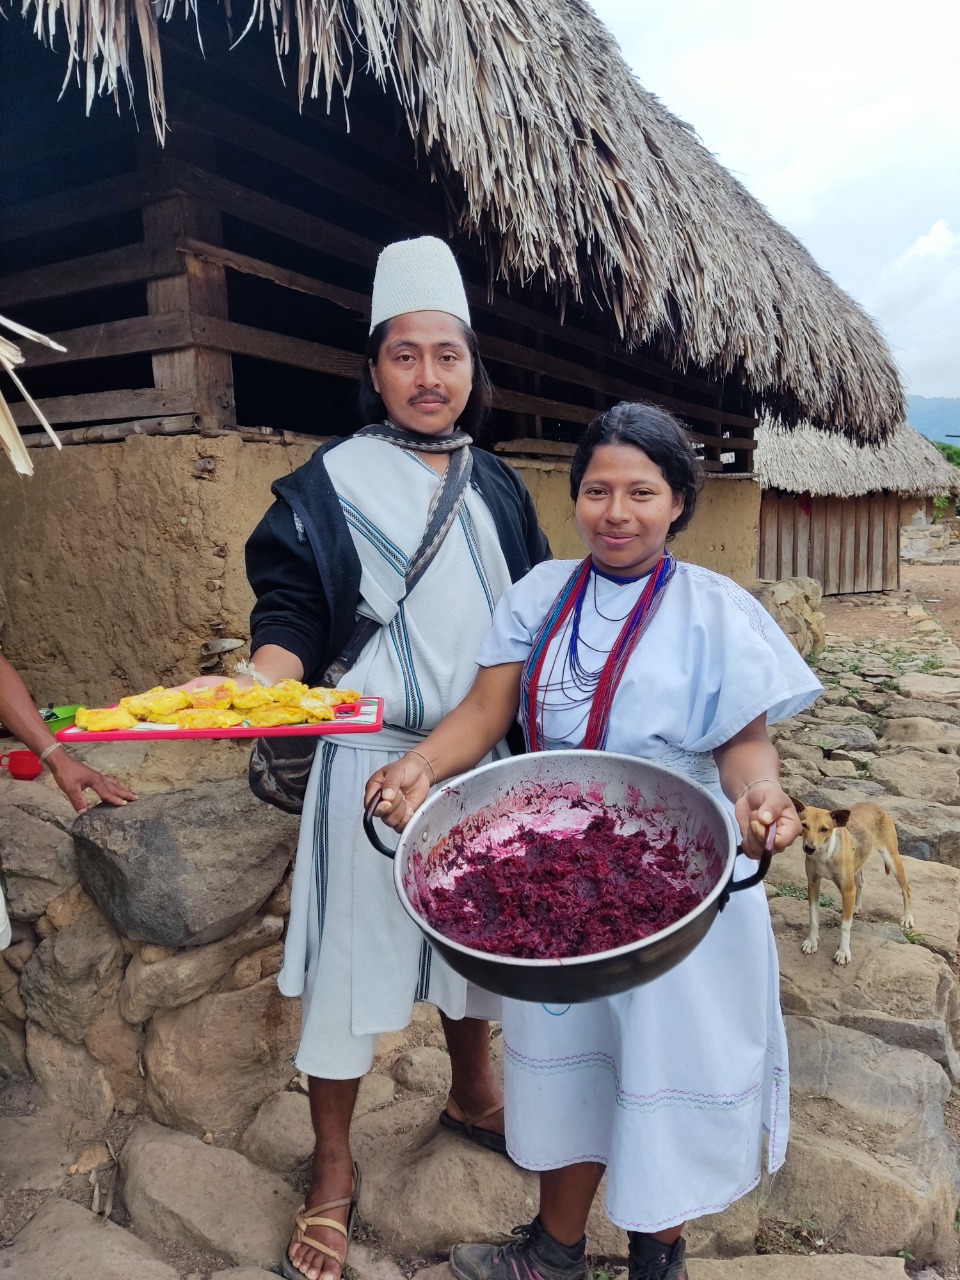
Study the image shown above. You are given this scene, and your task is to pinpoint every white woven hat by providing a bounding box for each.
[369,236,471,332]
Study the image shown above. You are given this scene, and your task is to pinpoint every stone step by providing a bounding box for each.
[0,1197,178,1280]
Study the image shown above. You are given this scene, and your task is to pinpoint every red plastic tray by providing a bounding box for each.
[56,697,384,742]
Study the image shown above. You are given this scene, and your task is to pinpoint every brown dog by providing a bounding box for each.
[792,799,914,965]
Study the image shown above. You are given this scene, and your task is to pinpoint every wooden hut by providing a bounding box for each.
[1,0,901,451]
[755,421,960,594]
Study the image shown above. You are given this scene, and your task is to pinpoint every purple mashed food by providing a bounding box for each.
[421,812,701,959]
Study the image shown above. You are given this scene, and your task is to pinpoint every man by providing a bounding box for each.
[243,237,549,1280]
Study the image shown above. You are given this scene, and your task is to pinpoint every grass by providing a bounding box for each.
[918,654,945,674]
[776,883,837,909]
[902,927,927,945]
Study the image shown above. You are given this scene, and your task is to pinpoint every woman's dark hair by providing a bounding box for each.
[569,401,704,539]
[357,318,493,438]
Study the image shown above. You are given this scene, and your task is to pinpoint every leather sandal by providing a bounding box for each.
[281,1163,361,1280]
[439,1099,508,1156]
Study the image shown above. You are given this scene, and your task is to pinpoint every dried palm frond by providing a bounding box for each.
[755,419,960,499]
[0,315,66,477]
[14,0,905,441]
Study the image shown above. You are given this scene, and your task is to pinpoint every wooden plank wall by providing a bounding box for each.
[0,34,758,466]
[758,491,900,594]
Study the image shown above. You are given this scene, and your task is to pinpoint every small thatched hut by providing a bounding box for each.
[0,0,906,698]
[755,422,960,594]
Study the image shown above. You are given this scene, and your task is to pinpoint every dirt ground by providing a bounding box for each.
[820,563,960,645]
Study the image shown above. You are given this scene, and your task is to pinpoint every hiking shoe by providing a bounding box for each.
[450,1218,586,1280]
[627,1233,687,1280]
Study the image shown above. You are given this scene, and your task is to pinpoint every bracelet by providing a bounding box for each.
[737,777,779,802]
[408,749,437,786]
[39,743,64,766]
[235,659,274,687]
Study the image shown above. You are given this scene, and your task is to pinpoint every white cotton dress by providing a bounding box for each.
[278,439,511,1079]
[475,558,823,1232]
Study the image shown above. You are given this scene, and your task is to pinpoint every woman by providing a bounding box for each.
[244,237,549,1280]
[368,402,822,1280]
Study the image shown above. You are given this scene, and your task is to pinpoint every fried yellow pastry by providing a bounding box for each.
[170,708,244,730]
[187,680,239,710]
[230,686,275,712]
[266,679,309,706]
[303,687,362,707]
[141,690,191,718]
[119,686,166,717]
[244,705,307,728]
[300,700,335,723]
[75,706,140,733]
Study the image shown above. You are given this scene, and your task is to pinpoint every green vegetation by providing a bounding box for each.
[918,654,944,674]
[776,883,836,909]
[934,441,960,467]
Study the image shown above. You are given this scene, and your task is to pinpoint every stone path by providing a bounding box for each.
[3,588,960,1277]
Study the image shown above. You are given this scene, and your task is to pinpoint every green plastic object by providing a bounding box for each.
[39,704,80,733]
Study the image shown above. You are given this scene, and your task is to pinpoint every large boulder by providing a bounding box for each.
[143,975,300,1133]
[897,673,960,705]
[771,898,960,1079]
[763,1017,960,1265]
[25,1023,115,1128]
[882,697,960,726]
[868,751,960,805]
[0,801,78,919]
[84,998,144,1110]
[238,1090,315,1172]
[877,796,960,867]
[20,903,124,1042]
[119,1121,300,1271]
[72,780,297,946]
[878,716,960,752]
[750,578,826,659]
[0,1197,179,1280]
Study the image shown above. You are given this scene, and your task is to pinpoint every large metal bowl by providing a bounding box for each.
[364,750,768,1003]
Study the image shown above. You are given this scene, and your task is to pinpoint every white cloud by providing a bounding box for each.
[866,221,960,398]
[588,0,960,396]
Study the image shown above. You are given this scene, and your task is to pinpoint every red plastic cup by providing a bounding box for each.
[1,750,43,781]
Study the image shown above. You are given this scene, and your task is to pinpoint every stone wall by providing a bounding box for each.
[0,745,300,1132]
[900,508,956,562]
[750,577,826,659]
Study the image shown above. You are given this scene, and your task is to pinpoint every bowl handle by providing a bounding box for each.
[718,849,771,910]
[363,790,397,860]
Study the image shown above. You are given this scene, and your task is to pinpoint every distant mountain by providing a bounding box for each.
[906,395,960,444]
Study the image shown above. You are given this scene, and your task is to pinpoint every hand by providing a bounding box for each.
[47,750,138,814]
[363,755,433,832]
[734,781,800,860]
[170,675,254,692]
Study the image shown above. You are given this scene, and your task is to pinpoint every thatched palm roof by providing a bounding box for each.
[755,420,960,498]
[18,0,903,441]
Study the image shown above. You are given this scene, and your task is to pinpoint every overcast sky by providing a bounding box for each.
[589,0,960,400]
